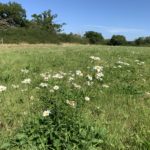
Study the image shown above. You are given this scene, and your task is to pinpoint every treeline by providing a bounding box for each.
[0,2,150,46]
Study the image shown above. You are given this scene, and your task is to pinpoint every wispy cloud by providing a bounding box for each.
[84,25,144,34]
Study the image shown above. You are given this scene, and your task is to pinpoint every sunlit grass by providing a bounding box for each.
[0,44,150,149]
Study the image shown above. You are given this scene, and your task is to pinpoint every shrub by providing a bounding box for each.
[84,31,104,44]
[109,35,127,46]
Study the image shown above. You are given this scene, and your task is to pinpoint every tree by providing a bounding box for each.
[84,31,104,44]
[31,10,65,33]
[109,35,127,46]
[135,36,150,46]
[0,2,27,27]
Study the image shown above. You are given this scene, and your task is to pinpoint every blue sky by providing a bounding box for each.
[1,0,150,40]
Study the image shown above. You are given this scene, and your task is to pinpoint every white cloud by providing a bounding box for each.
[84,25,144,34]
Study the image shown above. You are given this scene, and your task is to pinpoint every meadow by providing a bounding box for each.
[0,44,150,149]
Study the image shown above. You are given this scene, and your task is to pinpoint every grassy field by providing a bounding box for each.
[0,44,150,149]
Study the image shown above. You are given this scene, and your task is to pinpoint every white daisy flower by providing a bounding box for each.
[21,78,31,84]
[102,84,109,88]
[53,85,59,90]
[87,74,93,81]
[43,110,51,117]
[52,74,64,79]
[93,66,103,72]
[0,85,7,93]
[66,100,76,108]
[21,69,29,74]
[72,83,81,89]
[12,84,19,89]
[50,89,54,93]
[39,83,48,88]
[85,96,90,101]
[76,70,83,77]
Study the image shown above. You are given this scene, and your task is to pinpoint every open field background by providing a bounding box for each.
[0,44,150,149]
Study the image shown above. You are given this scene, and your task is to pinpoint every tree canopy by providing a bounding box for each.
[109,35,127,46]
[84,31,104,44]
[0,2,26,28]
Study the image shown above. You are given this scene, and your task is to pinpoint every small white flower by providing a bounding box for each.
[72,83,81,89]
[68,77,74,82]
[87,75,93,81]
[43,110,51,117]
[12,84,19,89]
[76,70,83,77]
[86,81,93,86]
[39,83,48,88]
[53,85,59,90]
[117,61,130,66]
[21,78,31,84]
[85,96,90,101]
[90,56,100,61]
[30,96,34,100]
[118,65,122,68]
[50,89,54,93]
[145,92,150,96]
[66,100,76,108]
[102,84,109,88]
[21,88,27,92]
[0,85,7,93]
[52,74,64,79]
[93,66,103,72]
[21,69,29,74]
[96,72,104,80]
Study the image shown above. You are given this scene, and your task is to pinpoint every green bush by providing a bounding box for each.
[0,28,60,44]
[109,35,127,46]
[84,31,104,44]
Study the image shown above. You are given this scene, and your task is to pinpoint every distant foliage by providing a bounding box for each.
[84,31,104,44]
[135,36,150,46]
[59,33,88,44]
[109,35,127,46]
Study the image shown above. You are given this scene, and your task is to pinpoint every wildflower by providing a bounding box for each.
[86,81,93,86]
[76,70,83,77]
[39,83,48,88]
[135,59,140,63]
[102,84,109,88]
[50,89,54,93]
[30,96,34,100]
[66,100,76,108]
[40,72,51,81]
[68,77,74,82]
[21,78,31,84]
[95,72,104,80]
[43,110,51,117]
[21,88,27,92]
[118,65,122,68]
[90,56,100,61]
[21,69,29,74]
[85,96,90,101]
[93,66,103,72]
[73,83,81,89]
[87,74,93,81]
[137,61,145,65]
[117,61,130,66]
[145,92,150,96]
[53,85,59,90]
[52,73,64,79]
[0,85,7,93]
[12,84,19,89]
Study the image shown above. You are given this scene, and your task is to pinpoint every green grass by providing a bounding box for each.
[0,44,150,149]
